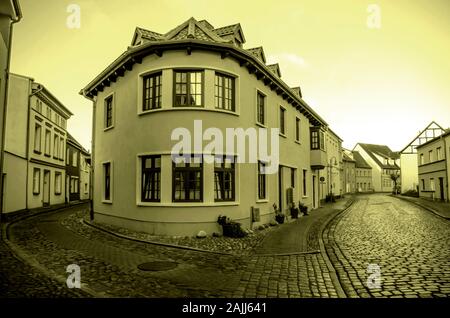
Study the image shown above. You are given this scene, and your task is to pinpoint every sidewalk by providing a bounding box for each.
[253,197,354,255]
[394,195,450,219]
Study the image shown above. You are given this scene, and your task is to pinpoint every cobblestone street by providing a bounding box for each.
[1,194,449,298]
[324,194,450,298]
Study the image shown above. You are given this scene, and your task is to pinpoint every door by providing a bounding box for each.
[278,165,283,212]
[439,177,444,201]
[312,175,316,209]
[43,170,50,206]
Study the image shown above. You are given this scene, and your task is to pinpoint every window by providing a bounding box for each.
[61,118,66,129]
[174,70,203,107]
[214,156,235,201]
[55,172,62,195]
[59,137,64,160]
[279,107,286,135]
[421,179,425,190]
[105,95,113,128]
[420,153,424,165]
[33,168,40,194]
[214,73,235,111]
[295,117,300,142]
[66,148,70,165]
[143,72,162,110]
[430,178,435,191]
[429,150,433,163]
[36,100,42,113]
[173,155,203,202]
[47,107,52,120]
[34,124,41,153]
[291,168,295,188]
[72,151,78,167]
[70,177,79,194]
[258,161,266,200]
[53,135,59,158]
[311,131,319,149]
[84,183,88,194]
[302,169,307,196]
[437,147,442,160]
[103,162,111,201]
[45,129,51,156]
[256,92,265,125]
[141,155,161,202]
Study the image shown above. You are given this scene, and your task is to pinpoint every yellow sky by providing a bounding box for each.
[10,0,450,151]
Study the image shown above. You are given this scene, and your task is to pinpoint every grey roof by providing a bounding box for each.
[352,151,371,169]
[357,143,399,169]
[67,133,90,155]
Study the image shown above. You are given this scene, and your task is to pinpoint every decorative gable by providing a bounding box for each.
[247,47,266,64]
[400,121,446,154]
[213,23,245,47]
[165,17,230,43]
[291,87,302,98]
[267,63,281,77]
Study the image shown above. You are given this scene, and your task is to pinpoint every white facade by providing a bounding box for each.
[2,74,72,215]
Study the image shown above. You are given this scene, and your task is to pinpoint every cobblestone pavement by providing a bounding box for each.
[324,194,450,298]
[4,203,345,298]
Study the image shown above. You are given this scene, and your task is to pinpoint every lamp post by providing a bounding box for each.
[328,156,337,198]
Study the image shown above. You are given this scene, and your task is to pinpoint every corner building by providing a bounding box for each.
[81,18,331,236]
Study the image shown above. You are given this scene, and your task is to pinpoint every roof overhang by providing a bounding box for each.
[79,39,328,127]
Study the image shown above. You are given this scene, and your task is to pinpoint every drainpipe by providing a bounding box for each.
[0,6,23,224]
[443,136,449,202]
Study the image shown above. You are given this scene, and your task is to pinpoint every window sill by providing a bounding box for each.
[55,192,61,195]
[295,140,301,145]
[102,200,113,204]
[256,122,267,129]
[279,133,287,139]
[34,150,42,155]
[256,199,269,203]
[104,125,114,132]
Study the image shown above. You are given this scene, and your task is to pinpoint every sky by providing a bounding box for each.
[10,0,450,151]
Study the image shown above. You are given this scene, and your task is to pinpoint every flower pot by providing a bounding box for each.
[290,208,299,219]
[275,214,285,224]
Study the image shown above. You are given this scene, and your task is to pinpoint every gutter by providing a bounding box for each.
[0,6,23,223]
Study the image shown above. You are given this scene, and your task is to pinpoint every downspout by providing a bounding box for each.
[0,8,23,222]
[443,136,449,202]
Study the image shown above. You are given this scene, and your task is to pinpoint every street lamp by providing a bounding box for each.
[328,156,338,197]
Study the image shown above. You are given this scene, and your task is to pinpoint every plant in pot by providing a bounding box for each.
[299,201,308,216]
[273,203,285,224]
[290,202,299,219]
[217,215,247,238]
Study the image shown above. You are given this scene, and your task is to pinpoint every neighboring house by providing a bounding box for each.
[2,74,72,218]
[353,143,400,192]
[342,149,356,194]
[66,133,90,203]
[80,17,337,236]
[399,121,445,194]
[352,150,373,192]
[416,129,450,202]
[317,128,343,200]
[0,0,22,215]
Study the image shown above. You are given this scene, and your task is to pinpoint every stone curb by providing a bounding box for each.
[391,195,450,221]
[318,198,356,298]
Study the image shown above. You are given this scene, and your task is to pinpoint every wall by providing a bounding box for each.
[91,49,316,236]
[400,153,418,193]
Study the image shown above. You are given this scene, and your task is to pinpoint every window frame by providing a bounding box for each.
[142,71,162,111]
[295,117,300,142]
[104,94,114,130]
[172,154,203,202]
[214,155,235,202]
[54,172,62,195]
[34,123,42,154]
[173,70,205,107]
[141,155,161,202]
[257,161,267,200]
[302,169,307,197]
[279,106,286,136]
[256,91,266,126]
[33,168,40,195]
[102,162,112,203]
[44,129,51,156]
[214,72,235,112]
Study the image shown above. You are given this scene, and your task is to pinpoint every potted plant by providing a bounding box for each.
[299,201,308,216]
[217,215,247,238]
[273,203,285,224]
[290,202,299,219]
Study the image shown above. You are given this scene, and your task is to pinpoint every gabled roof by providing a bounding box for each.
[31,82,73,118]
[400,121,445,154]
[131,27,164,45]
[213,23,245,44]
[164,17,230,43]
[352,151,371,169]
[416,128,450,149]
[67,133,90,155]
[342,150,355,163]
[247,47,266,64]
[267,63,281,77]
[357,143,400,169]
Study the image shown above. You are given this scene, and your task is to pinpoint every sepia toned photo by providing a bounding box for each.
[0,0,449,309]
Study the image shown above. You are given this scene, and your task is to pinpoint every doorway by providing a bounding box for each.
[43,170,50,206]
[312,175,316,209]
[439,177,444,201]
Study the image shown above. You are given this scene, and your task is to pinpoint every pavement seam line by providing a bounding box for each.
[318,198,356,298]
